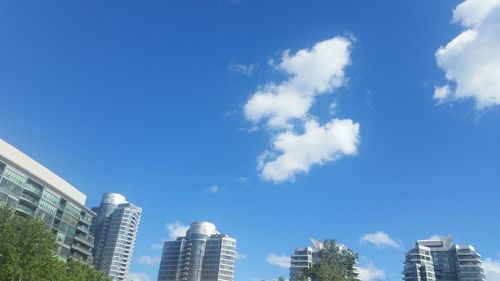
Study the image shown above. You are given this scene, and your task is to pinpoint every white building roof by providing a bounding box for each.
[0,139,86,205]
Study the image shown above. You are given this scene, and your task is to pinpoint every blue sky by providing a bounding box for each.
[1,0,500,280]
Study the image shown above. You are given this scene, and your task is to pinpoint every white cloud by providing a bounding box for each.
[266,254,291,269]
[128,273,151,281]
[484,258,500,281]
[360,231,402,249]
[259,119,359,182]
[205,185,220,194]
[166,221,189,240]
[242,37,360,183]
[137,255,161,266]
[235,252,247,260]
[358,263,386,281]
[244,37,352,129]
[435,0,500,108]
[434,85,451,101]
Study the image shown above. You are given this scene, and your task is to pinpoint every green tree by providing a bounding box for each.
[0,207,110,281]
[302,239,359,281]
[0,207,57,281]
[65,259,110,281]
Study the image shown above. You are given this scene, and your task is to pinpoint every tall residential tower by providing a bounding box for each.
[403,237,485,281]
[157,221,236,281]
[0,139,95,263]
[91,193,142,281]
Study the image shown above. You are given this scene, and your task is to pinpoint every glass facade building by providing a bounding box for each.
[157,221,236,281]
[0,139,95,264]
[403,237,486,281]
[91,193,142,281]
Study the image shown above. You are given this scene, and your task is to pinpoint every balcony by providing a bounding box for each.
[73,234,94,247]
[16,204,35,216]
[20,193,39,206]
[79,215,92,225]
[71,243,92,256]
[23,185,42,198]
[76,224,90,233]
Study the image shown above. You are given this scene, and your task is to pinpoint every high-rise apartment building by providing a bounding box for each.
[403,237,485,281]
[290,239,360,281]
[157,221,236,281]
[90,193,142,281]
[0,139,95,263]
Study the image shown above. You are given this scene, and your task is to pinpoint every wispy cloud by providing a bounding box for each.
[228,61,259,76]
[238,176,250,185]
[128,272,152,281]
[137,255,161,266]
[427,234,447,240]
[150,243,163,250]
[205,185,220,194]
[266,254,291,268]
[236,252,247,260]
[360,231,402,249]
[165,221,189,240]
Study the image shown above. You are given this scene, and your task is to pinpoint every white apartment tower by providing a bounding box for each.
[90,193,142,281]
[157,221,236,281]
[403,236,485,281]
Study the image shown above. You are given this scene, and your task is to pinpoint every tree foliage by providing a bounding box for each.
[0,207,110,281]
[302,239,359,281]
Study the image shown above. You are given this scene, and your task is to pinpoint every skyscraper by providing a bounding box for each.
[403,236,485,281]
[157,221,236,281]
[0,139,96,264]
[91,193,142,281]
[290,239,360,281]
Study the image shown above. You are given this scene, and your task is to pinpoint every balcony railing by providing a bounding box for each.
[20,193,39,206]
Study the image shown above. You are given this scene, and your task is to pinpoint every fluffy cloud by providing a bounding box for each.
[484,258,500,281]
[137,255,161,266]
[266,254,291,269]
[358,263,386,281]
[434,0,500,108]
[259,119,359,182]
[128,273,151,281]
[242,37,359,183]
[166,221,189,240]
[244,37,352,129]
[360,231,402,249]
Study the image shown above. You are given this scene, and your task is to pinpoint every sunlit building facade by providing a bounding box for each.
[91,193,142,281]
[403,237,485,281]
[0,139,95,264]
[157,221,236,281]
